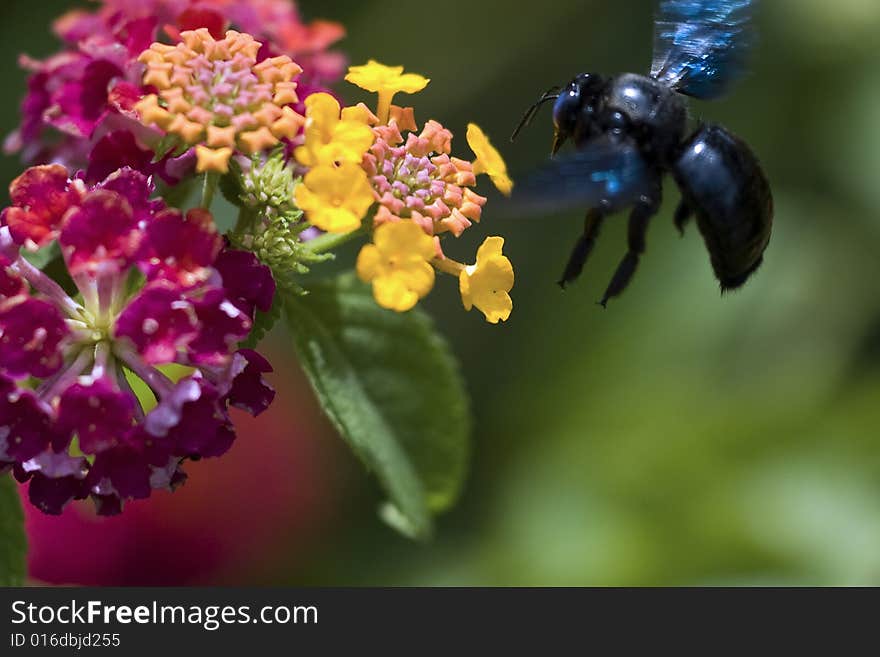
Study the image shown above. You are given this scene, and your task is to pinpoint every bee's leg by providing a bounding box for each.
[599,187,662,307]
[558,208,605,289]
[674,199,692,236]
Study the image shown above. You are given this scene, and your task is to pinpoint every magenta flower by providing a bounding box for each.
[0,166,275,515]
[4,16,155,168]
[6,0,347,169]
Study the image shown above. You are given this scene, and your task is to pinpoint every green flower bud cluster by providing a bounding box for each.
[237,149,301,221]
[250,214,331,294]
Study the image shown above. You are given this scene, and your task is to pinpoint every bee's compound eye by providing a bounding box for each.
[552,91,580,132]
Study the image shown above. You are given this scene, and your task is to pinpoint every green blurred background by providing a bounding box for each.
[5,0,880,586]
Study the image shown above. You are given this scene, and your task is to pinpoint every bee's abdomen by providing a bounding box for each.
[673,124,773,290]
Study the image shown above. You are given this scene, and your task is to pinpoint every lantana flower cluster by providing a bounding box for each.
[1,0,516,517]
[136,28,305,174]
[294,61,516,323]
[0,165,274,514]
[0,0,339,516]
[5,0,345,171]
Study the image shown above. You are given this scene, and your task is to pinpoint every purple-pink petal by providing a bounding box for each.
[93,166,162,218]
[0,297,68,379]
[0,264,26,298]
[214,249,276,317]
[226,349,275,416]
[1,164,79,249]
[140,208,223,285]
[145,376,235,459]
[114,283,197,365]
[89,446,152,500]
[27,472,87,515]
[21,449,89,480]
[60,189,141,276]
[186,288,252,366]
[0,384,56,463]
[57,377,136,455]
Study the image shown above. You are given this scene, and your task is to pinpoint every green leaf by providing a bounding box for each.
[157,177,198,210]
[218,167,243,208]
[22,244,77,296]
[152,133,182,162]
[284,275,470,540]
[21,241,60,271]
[0,476,27,586]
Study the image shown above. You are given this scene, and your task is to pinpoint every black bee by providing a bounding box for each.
[511,0,773,307]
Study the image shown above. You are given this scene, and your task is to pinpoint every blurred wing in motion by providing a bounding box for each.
[503,138,652,217]
[651,0,756,99]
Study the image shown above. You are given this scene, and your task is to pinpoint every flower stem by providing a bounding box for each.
[11,256,86,320]
[114,345,175,399]
[432,257,466,277]
[230,207,258,247]
[376,92,393,125]
[37,347,93,401]
[307,227,365,255]
[201,171,219,210]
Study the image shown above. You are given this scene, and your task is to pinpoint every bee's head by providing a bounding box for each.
[511,74,606,155]
[551,73,604,155]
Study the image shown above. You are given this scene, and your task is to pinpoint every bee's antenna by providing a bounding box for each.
[511,87,561,142]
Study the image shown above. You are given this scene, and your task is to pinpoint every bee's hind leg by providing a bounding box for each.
[599,184,662,307]
[674,199,693,236]
[558,207,605,289]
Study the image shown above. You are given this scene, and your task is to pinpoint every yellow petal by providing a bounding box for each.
[345,60,430,95]
[195,146,233,173]
[479,291,513,324]
[476,256,515,296]
[389,106,417,132]
[300,164,342,196]
[373,274,421,312]
[356,244,383,282]
[347,167,378,218]
[206,125,237,148]
[394,73,431,94]
[293,144,315,167]
[476,236,505,264]
[306,120,375,165]
[271,106,305,140]
[310,206,362,234]
[135,95,173,129]
[459,270,473,311]
[293,182,319,212]
[168,114,205,144]
[297,164,373,234]
[341,103,379,126]
[304,92,341,128]
[460,237,515,323]
[467,123,514,196]
[373,221,434,259]
[396,258,435,298]
[238,126,278,154]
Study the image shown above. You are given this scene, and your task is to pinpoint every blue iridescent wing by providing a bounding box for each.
[503,138,652,217]
[651,0,756,99]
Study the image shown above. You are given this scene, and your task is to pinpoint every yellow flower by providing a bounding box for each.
[294,93,375,167]
[357,221,436,312]
[295,163,375,234]
[459,237,514,323]
[467,123,514,196]
[345,60,430,124]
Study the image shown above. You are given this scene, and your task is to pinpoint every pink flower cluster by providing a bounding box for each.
[364,121,487,241]
[0,165,275,515]
[0,0,352,517]
[5,0,346,169]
